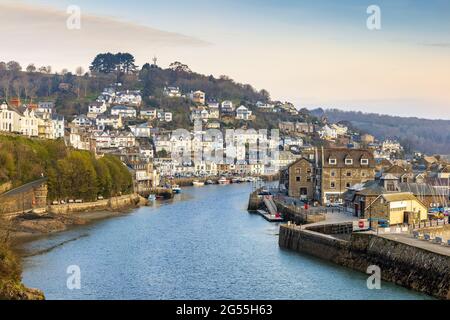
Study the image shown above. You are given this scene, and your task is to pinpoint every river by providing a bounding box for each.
[21,183,431,300]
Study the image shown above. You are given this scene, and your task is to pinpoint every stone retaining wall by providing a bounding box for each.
[48,194,140,215]
[279,224,450,300]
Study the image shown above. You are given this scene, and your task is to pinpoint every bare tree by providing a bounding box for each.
[38,66,47,73]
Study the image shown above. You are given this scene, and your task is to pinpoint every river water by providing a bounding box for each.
[21,183,431,300]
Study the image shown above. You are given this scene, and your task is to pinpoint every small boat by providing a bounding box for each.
[171,185,181,193]
[192,180,205,187]
[205,179,215,185]
[231,178,240,184]
[218,177,230,185]
[148,194,156,201]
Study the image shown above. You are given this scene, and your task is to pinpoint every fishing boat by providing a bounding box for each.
[171,185,181,193]
[192,180,205,187]
[218,177,230,185]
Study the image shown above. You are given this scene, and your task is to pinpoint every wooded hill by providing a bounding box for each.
[311,108,450,155]
[0,135,133,202]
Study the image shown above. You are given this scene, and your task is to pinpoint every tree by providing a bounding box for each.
[90,53,118,74]
[6,61,22,73]
[0,62,6,72]
[169,61,191,73]
[90,52,137,75]
[116,52,137,74]
[259,89,270,102]
[26,64,36,73]
[38,66,47,73]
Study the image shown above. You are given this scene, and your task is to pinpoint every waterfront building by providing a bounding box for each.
[318,148,376,205]
[283,158,316,200]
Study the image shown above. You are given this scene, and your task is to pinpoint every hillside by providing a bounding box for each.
[311,108,450,155]
[0,135,133,202]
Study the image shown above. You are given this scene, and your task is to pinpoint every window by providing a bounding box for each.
[361,171,366,177]
[295,168,300,174]
[331,170,336,177]
[329,158,337,165]
[296,176,301,182]
[346,182,351,188]
[346,171,352,177]
[307,177,311,182]
[307,168,312,174]
[345,158,353,165]
[361,159,369,165]
[330,182,336,188]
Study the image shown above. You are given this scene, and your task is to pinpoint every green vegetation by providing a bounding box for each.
[0,243,44,300]
[0,135,133,201]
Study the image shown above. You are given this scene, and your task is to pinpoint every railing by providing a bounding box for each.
[411,219,448,230]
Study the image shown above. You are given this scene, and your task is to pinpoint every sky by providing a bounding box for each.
[1,0,449,119]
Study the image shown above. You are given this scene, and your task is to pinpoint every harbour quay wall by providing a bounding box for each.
[279,224,450,300]
[274,199,326,224]
[48,194,141,215]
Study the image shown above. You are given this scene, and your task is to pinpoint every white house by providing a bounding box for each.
[0,102,21,133]
[88,101,108,115]
[115,90,142,106]
[19,107,39,137]
[111,105,137,118]
[37,102,54,115]
[189,90,206,105]
[319,125,337,140]
[235,106,253,120]
[129,123,152,138]
[221,101,234,114]
[96,114,122,130]
[331,123,348,136]
[72,115,93,127]
[163,86,182,97]
[140,109,157,120]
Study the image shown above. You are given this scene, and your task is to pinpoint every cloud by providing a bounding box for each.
[0,2,209,70]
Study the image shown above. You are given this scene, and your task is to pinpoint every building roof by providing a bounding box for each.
[320,148,375,168]
[381,192,417,202]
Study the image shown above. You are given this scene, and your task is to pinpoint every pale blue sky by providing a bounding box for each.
[2,0,450,119]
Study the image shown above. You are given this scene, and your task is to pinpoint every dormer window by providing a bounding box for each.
[329,158,337,165]
[345,158,353,165]
[361,159,369,165]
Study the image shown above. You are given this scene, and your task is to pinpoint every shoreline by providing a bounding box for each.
[8,194,145,247]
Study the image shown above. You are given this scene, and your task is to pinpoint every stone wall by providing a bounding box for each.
[275,199,326,224]
[48,194,140,215]
[279,224,450,300]
[0,179,48,217]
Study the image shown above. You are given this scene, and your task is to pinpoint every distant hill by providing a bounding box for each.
[311,108,450,155]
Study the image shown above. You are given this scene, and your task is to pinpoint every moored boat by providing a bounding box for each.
[192,180,205,187]
[171,185,181,193]
[205,179,215,185]
[218,177,230,185]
